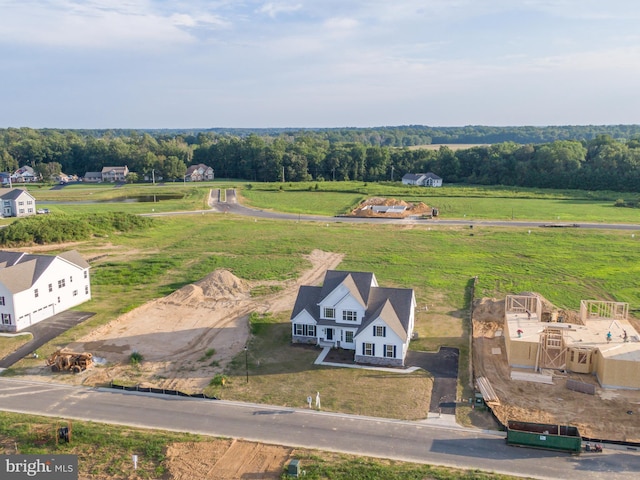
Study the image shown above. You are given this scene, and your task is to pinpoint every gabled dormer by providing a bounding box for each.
[317,271,377,324]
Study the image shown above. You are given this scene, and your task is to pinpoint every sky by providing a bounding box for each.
[1,0,639,129]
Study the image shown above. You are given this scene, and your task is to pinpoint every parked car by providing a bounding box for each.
[36,208,50,214]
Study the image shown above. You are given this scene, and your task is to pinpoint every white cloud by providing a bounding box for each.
[0,0,228,49]
[258,2,302,19]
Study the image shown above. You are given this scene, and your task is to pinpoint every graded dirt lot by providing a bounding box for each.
[22,249,342,392]
[348,197,434,218]
[473,296,640,442]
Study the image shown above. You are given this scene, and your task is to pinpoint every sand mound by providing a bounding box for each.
[162,269,251,304]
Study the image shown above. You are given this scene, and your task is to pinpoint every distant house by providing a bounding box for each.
[83,172,103,183]
[291,270,416,367]
[402,172,443,187]
[0,250,91,332]
[11,166,39,183]
[54,173,72,184]
[185,164,214,182]
[1,188,36,218]
[101,166,129,183]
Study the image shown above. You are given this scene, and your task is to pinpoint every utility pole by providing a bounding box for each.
[391,165,395,182]
[152,169,155,185]
[282,166,285,183]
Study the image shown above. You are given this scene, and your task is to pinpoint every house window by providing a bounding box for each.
[373,326,386,337]
[345,331,354,343]
[73,290,78,297]
[19,209,24,213]
[85,286,89,295]
[28,208,33,213]
[70,276,73,283]
[363,343,375,356]
[578,352,588,364]
[295,324,316,337]
[18,201,24,205]
[84,271,88,279]
[2,313,11,325]
[384,345,396,358]
[0,296,4,306]
[58,279,66,288]
[27,200,33,204]
[48,283,53,292]
[323,307,335,319]
[34,289,39,298]
[342,310,357,321]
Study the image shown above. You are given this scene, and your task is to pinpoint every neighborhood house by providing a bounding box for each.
[402,172,443,187]
[291,270,416,367]
[185,164,214,181]
[101,166,129,182]
[0,250,91,332]
[1,188,36,217]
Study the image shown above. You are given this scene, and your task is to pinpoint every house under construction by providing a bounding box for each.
[504,295,640,389]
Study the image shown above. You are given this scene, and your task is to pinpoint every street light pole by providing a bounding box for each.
[244,345,249,383]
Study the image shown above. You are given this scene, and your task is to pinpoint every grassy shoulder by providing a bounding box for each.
[0,411,526,480]
[0,334,32,359]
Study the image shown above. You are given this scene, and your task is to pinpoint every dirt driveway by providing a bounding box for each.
[60,250,344,392]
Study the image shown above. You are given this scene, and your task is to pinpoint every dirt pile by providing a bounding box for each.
[473,297,505,323]
[161,269,251,305]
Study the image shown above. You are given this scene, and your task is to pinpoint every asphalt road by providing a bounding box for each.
[179,189,640,232]
[0,378,638,479]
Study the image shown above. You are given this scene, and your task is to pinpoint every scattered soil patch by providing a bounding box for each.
[473,294,640,442]
[165,440,292,480]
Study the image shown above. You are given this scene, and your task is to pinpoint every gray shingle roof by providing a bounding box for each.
[0,250,88,293]
[0,188,34,201]
[292,270,414,339]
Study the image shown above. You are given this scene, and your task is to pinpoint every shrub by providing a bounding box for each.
[129,352,144,365]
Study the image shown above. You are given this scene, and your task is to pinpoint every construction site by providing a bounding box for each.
[473,294,640,442]
[347,197,437,219]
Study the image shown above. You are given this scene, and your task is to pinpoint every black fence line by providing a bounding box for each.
[108,381,218,400]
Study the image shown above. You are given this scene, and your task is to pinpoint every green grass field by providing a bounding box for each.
[240,181,640,222]
[1,183,637,478]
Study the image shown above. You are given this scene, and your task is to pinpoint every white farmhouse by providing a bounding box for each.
[402,172,443,187]
[291,270,416,367]
[0,250,91,332]
[1,188,37,217]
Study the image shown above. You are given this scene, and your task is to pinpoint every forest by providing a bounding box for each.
[1,126,639,192]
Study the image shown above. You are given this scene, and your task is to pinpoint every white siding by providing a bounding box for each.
[0,256,91,332]
[355,319,405,361]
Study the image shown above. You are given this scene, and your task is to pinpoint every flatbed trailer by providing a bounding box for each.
[506,420,582,454]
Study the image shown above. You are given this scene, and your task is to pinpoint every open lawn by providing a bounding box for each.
[5,210,640,424]
[239,182,640,222]
[0,334,32,360]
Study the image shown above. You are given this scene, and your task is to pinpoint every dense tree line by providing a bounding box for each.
[1,128,639,192]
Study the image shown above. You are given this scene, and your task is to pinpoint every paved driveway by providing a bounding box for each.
[407,347,459,414]
[0,311,94,368]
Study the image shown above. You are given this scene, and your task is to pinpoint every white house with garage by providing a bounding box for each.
[402,172,443,187]
[0,250,91,332]
[291,270,416,367]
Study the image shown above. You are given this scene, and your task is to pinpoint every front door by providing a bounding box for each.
[326,328,333,341]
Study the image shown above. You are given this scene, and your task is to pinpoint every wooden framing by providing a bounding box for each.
[537,327,567,370]
[580,300,628,323]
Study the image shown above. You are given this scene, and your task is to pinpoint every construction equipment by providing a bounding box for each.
[46,350,93,373]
